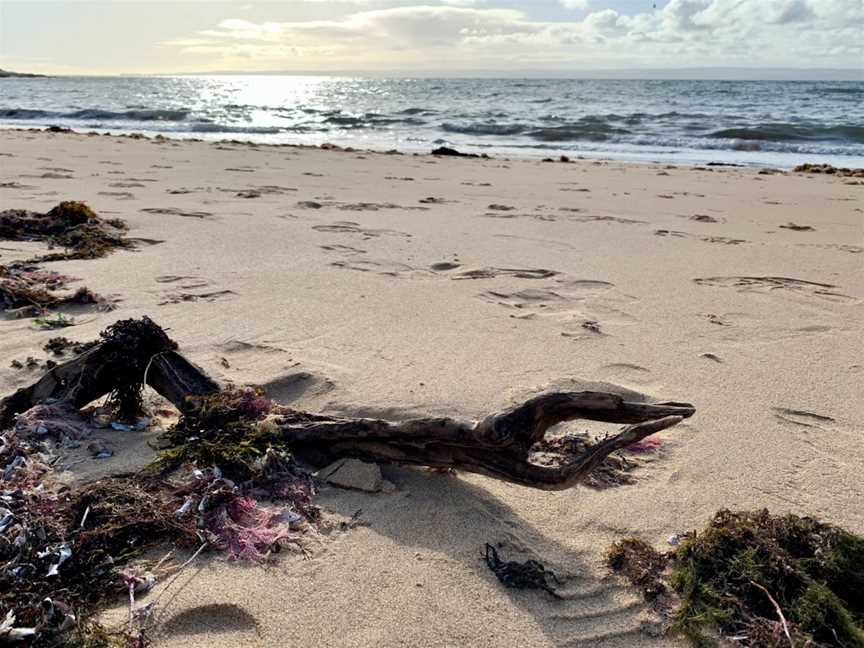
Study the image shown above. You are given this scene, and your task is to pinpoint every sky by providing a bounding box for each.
[0,0,861,76]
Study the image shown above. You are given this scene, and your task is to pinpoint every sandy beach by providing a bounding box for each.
[1,128,862,647]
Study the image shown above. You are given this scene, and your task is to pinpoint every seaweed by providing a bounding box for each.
[0,201,130,263]
[607,509,864,648]
[0,202,126,315]
[794,163,864,178]
[484,543,563,597]
[606,537,669,601]
[34,313,76,329]
[1,428,319,645]
[96,317,177,420]
[44,336,98,357]
[0,471,196,647]
[150,387,286,480]
[531,431,658,489]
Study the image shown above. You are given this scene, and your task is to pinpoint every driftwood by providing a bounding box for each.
[1,318,694,490]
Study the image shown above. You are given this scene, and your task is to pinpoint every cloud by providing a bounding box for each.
[560,0,590,9]
[160,1,863,72]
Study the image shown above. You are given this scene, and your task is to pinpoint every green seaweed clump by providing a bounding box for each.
[609,509,864,648]
[152,387,286,480]
[669,509,864,648]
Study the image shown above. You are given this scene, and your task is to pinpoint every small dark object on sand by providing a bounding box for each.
[484,543,562,597]
[780,222,815,231]
[431,146,478,158]
[46,125,72,133]
[43,336,98,356]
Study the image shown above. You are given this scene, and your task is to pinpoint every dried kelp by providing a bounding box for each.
[96,317,178,420]
[0,201,130,262]
[0,202,126,317]
[484,543,563,598]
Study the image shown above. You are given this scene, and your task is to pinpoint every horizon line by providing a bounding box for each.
[5,66,863,82]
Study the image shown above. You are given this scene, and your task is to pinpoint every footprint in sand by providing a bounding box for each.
[796,243,862,254]
[331,260,560,280]
[226,185,296,197]
[569,214,646,225]
[161,603,259,636]
[339,201,429,212]
[141,207,215,220]
[155,275,210,289]
[98,191,135,200]
[312,221,411,239]
[331,259,421,276]
[772,407,837,431]
[158,290,236,305]
[429,261,461,271]
[320,244,367,256]
[448,267,559,280]
[23,172,74,180]
[0,182,37,190]
[218,339,287,355]
[689,214,722,223]
[597,363,654,386]
[779,222,815,232]
[261,371,335,404]
[494,234,576,251]
[126,237,164,247]
[478,278,634,336]
[693,276,855,302]
[655,230,746,245]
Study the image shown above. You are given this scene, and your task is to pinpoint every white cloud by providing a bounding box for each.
[161,1,863,72]
[560,0,590,9]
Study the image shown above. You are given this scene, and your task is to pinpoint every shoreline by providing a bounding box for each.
[4,124,864,170]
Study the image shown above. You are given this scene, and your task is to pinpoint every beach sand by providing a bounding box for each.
[1,129,862,647]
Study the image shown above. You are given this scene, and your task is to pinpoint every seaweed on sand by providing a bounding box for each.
[607,509,864,648]
[44,336,99,357]
[96,317,178,420]
[531,431,662,489]
[0,201,130,262]
[0,471,197,647]
[0,202,127,314]
[1,395,320,646]
[151,387,284,480]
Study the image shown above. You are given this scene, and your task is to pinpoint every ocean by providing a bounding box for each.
[2,75,863,168]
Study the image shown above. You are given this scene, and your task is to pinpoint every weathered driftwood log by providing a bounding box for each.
[0,318,218,429]
[0,318,695,490]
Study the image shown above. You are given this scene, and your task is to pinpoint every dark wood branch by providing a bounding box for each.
[1,318,695,490]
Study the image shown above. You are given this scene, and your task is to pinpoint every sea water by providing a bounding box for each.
[2,75,863,168]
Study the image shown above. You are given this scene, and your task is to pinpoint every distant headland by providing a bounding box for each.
[0,69,46,78]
